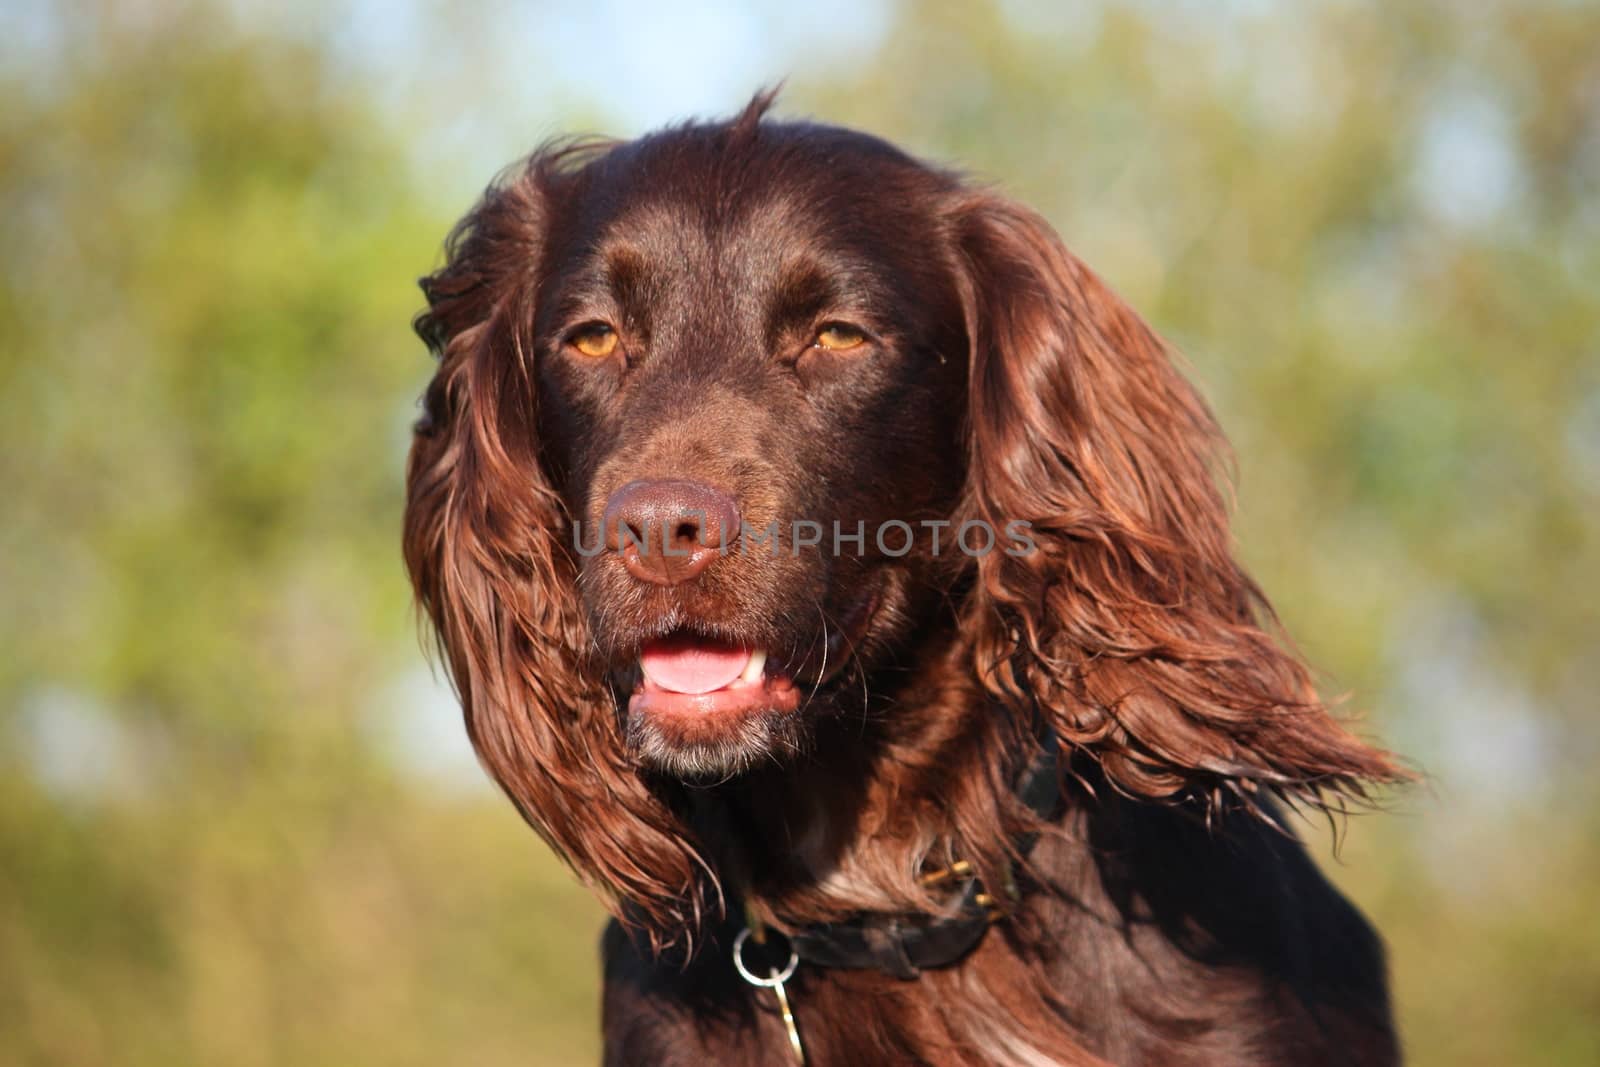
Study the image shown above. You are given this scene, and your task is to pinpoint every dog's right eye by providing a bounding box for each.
[568,323,619,358]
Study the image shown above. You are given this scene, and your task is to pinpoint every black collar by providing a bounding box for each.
[745,730,1061,981]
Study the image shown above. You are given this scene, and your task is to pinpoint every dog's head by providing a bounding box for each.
[530,108,976,778]
[404,94,1402,939]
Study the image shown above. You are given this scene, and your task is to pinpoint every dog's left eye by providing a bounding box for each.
[813,323,868,351]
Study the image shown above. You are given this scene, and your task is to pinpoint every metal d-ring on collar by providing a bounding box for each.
[733,926,805,1063]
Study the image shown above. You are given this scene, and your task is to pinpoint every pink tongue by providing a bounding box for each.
[640,636,752,694]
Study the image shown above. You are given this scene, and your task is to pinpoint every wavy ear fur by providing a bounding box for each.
[402,147,713,951]
[954,193,1405,815]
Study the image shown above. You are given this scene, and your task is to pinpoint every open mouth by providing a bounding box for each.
[615,581,889,775]
[626,587,882,720]
[629,633,802,718]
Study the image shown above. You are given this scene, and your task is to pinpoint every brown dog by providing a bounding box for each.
[404,93,1405,1065]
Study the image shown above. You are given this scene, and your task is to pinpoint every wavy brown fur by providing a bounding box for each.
[954,194,1402,812]
[403,94,1407,1064]
[405,140,719,947]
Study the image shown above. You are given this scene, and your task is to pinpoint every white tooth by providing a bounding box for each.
[740,649,768,684]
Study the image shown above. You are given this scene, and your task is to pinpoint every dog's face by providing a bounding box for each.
[527,126,971,776]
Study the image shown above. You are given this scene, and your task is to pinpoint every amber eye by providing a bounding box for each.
[569,323,619,358]
[814,323,868,351]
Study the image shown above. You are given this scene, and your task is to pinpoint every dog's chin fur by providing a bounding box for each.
[622,703,813,780]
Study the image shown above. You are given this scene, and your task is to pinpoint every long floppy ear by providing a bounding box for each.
[954,193,1406,815]
[403,148,712,950]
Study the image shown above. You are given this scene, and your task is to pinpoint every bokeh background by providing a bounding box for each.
[3,1,1597,1063]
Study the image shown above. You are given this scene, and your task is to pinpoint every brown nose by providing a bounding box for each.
[601,479,741,586]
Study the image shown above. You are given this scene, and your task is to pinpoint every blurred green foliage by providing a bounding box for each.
[1,2,1596,1064]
